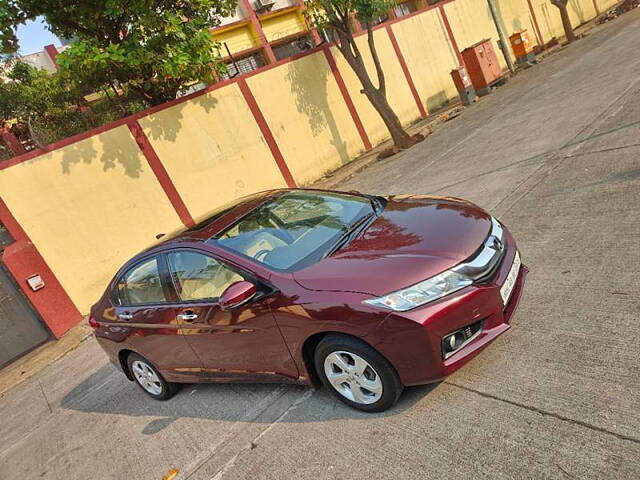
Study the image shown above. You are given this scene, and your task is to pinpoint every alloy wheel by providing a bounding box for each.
[131,360,163,396]
[323,351,383,405]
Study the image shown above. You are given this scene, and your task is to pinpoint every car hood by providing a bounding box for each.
[292,195,491,296]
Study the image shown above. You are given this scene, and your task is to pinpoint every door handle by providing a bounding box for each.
[118,313,133,320]
[178,312,199,322]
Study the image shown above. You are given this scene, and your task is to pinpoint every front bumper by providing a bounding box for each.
[367,229,527,386]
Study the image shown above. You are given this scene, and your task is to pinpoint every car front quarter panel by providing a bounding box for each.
[267,280,388,384]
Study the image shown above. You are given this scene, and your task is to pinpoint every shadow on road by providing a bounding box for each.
[60,364,438,434]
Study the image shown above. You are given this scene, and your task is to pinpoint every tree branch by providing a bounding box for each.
[366,21,385,94]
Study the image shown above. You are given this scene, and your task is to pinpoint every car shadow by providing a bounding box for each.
[60,364,440,434]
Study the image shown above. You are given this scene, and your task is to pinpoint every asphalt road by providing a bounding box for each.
[1,9,639,480]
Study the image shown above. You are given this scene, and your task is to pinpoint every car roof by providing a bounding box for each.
[126,187,368,264]
[151,189,284,249]
[109,187,371,285]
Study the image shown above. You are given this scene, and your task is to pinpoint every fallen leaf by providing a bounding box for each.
[163,468,178,480]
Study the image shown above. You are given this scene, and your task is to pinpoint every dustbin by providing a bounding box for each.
[461,39,505,96]
[450,66,477,106]
[509,30,536,64]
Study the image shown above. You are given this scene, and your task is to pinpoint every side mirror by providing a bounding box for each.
[219,281,257,311]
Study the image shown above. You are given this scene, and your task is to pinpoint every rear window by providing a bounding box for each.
[116,257,166,306]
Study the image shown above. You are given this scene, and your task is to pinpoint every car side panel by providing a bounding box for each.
[170,294,300,382]
[92,298,204,381]
[267,275,389,384]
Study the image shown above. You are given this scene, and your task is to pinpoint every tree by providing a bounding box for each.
[0,60,145,147]
[0,0,237,105]
[0,61,85,145]
[305,0,415,150]
[550,0,577,43]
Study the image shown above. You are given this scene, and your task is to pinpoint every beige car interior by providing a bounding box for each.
[170,252,243,301]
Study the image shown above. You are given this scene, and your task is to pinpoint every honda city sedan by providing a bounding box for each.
[90,189,526,412]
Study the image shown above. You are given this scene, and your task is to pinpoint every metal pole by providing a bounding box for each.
[487,0,516,73]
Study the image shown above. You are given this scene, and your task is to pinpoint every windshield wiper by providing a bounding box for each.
[367,195,385,215]
[325,212,376,257]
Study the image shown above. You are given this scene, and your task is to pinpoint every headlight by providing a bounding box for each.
[363,270,472,311]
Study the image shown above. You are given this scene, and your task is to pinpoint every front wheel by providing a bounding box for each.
[127,353,178,401]
[314,334,403,412]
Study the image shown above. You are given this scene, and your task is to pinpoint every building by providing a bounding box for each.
[212,0,421,78]
[14,44,66,73]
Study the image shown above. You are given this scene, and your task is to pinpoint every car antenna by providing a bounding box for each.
[156,233,166,240]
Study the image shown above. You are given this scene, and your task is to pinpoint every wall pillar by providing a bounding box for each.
[525,0,545,47]
[237,78,297,187]
[127,121,196,228]
[241,0,277,63]
[0,197,82,338]
[295,0,323,46]
[438,4,465,67]
[43,44,59,70]
[1,125,25,156]
[386,25,428,118]
[323,47,373,151]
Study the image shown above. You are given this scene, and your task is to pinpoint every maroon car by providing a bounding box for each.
[90,189,526,412]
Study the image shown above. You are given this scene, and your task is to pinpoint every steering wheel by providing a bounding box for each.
[253,249,271,262]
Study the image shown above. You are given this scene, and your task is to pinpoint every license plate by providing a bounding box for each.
[500,251,521,305]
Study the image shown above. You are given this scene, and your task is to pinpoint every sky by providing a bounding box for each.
[16,17,60,55]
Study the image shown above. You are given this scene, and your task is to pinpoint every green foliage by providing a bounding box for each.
[0,0,237,105]
[0,60,144,147]
[304,0,413,149]
[0,61,83,143]
[0,61,79,124]
[304,0,396,32]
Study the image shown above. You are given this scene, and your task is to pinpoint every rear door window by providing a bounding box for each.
[116,257,166,306]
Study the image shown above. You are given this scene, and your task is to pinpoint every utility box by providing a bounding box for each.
[509,30,536,64]
[461,39,504,95]
[450,66,477,106]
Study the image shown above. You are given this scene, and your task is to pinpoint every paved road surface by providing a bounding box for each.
[1,9,639,480]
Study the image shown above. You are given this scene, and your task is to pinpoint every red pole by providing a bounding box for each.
[296,0,322,46]
[525,0,545,47]
[438,5,465,67]
[241,0,277,64]
[1,125,25,156]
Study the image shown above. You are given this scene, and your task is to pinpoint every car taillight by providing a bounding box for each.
[88,316,101,330]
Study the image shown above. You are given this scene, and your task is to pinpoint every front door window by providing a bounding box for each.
[165,250,298,380]
[167,251,243,302]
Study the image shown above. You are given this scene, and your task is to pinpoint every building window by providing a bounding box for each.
[394,1,418,17]
[220,52,267,80]
[370,13,390,26]
[272,35,314,61]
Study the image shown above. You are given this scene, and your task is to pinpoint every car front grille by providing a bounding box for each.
[452,217,507,282]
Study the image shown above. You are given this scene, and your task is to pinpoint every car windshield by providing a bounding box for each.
[209,191,374,271]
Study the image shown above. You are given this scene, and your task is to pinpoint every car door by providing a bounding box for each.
[114,255,203,376]
[164,249,299,382]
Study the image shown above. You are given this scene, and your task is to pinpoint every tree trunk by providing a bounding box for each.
[334,25,413,150]
[551,0,577,43]
[363,83,413,149]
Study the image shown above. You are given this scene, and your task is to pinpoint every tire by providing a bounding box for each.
[127,352,178,401]
[314,334,403,413]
